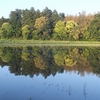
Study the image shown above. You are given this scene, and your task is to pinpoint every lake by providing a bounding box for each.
[0,46,100,100]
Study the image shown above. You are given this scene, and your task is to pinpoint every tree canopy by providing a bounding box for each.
[0,7,100,41]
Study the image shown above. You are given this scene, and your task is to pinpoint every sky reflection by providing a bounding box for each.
[0,66,100,100]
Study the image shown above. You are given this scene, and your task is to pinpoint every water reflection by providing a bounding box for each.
[0,67,100,100]
[0,46,100,78]
[0,46,100,100]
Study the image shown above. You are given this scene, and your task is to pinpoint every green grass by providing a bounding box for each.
[0,39,100,47]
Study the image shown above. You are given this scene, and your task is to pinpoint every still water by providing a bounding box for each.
[0,46,100,100]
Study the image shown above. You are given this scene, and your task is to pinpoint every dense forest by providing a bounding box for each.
[0,7,100,41]
[0,46,100,78]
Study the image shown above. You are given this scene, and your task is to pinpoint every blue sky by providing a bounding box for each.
[0,0,100,18]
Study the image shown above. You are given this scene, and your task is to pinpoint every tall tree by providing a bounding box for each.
[41,7,52,18]
[59,13,65,21]
[9,9,22,38]
[86,13,100,40]
[41,7,54,37]
[22,9,35,26]
[51,10,60,28]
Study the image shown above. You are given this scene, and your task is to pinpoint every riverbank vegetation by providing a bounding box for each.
[0,39,100,47]
[0,7,100,41]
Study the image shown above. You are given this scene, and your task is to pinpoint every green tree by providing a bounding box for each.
[59,13,65,21]
[22,8,40,38]
[9,9,22,38]
[53,21,67,40]
[51,10,61,28]
[41,7,52,18]
[0,22,13,39]
[41,7,54,39]
[22,9,34,26]
[86,13,100,40]
[0,17,9,27]
[22,25,31,39]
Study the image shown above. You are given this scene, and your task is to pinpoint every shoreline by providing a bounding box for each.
[0,40,100,47]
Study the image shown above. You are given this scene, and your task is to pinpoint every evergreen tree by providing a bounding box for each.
[9,9,22,38]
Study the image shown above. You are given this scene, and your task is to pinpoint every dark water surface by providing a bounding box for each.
[0,46,100,100]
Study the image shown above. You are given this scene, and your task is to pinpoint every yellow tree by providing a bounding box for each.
[66,20,78,40]
[34,16,48,30]
[33,16,50,40]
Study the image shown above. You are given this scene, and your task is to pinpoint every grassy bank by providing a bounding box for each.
[0,39,100,47]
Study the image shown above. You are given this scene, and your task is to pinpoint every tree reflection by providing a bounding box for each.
[0,46,100,78]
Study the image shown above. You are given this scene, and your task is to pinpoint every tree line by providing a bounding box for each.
[0,7,100,41]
